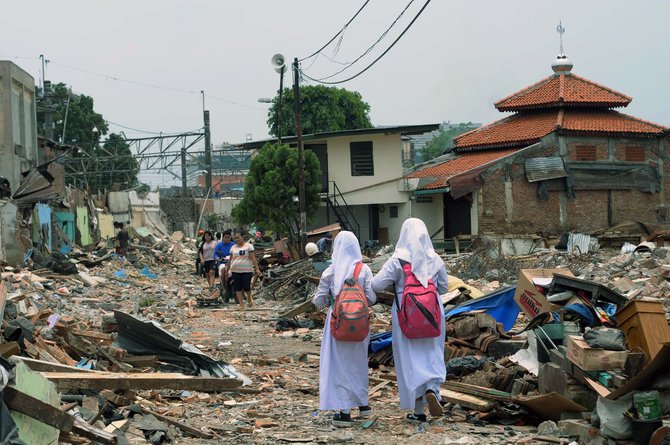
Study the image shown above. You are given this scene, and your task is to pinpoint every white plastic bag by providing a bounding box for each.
[596,395,632,439]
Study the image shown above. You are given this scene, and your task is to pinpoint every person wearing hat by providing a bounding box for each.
[316,232,333,253]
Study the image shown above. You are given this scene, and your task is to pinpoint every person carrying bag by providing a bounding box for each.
[312,231,376,428]
[372,218,449,424]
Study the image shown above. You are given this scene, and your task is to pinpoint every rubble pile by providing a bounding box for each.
[1,232,670,444]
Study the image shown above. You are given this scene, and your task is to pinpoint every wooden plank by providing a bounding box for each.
[0,281,7,321]
[120,355,158,368]
[439,388,495,412]
[0,341,19,358]
[12,356,98,373]
[3,386,75,431]
[71,418,117,445]
[279,300,315,319]
[368,380,390,396]
[443,381,514,402]
[41,372,243,392]
[70,329,115,342]
[141,407,214,439]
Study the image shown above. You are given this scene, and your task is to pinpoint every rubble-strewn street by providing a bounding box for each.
[2,229,670,444]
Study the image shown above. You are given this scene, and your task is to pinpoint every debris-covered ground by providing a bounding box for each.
[2,232,670,444]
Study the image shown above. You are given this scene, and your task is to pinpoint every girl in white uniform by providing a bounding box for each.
[371,218,448,423]
[312,231,376,427]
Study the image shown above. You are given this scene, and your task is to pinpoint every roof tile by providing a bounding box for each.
[454,110,666,152]
[495,73,632,111]
[409,149,518,189]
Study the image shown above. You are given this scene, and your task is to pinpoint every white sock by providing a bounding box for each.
[414,398,425,415]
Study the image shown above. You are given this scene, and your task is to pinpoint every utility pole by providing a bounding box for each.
[203,111,212,192]
[181,145,187,194]
[277,66,284,145]
[43,80,54,141]
[293,58,306,248]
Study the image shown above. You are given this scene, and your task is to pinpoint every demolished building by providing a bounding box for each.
[406,53,669,244]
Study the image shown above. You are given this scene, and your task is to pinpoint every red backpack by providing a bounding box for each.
[330,263,370,342]
[395,261,442,339]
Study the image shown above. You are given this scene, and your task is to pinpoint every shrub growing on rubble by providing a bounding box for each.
[232,142,321,246]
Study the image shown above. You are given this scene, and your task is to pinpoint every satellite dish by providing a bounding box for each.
[271,53,286,74]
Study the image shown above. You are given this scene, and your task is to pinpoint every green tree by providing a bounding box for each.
[37,82,141,192]
[38,82,108,148]
[232,143,321,247]
[420,123,479,162]
[90,133,140,191]
[267,85,372,137]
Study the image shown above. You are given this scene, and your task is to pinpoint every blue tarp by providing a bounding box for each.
[368,286,520,352]
[444,286,519,332]
[369,332,392,353]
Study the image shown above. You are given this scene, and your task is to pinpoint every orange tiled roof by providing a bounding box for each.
[494,73,632,111]
[454,111,559,150]
[454,110,667,152]
[408,149,519,190]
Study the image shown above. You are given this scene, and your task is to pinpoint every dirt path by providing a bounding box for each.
[149,288,536,445]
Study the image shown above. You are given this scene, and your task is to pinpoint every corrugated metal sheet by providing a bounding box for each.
[525,157,568,182]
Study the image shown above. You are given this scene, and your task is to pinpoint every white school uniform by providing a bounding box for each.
[312,232,376,411]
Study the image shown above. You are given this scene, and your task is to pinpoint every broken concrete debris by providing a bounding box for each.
[1,227,670,443]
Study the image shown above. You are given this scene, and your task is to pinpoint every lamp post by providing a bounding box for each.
[292,58,306,249]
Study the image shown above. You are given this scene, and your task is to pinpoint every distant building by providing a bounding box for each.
[186,144,251,196]
[0,61,38,192]
[407,53,669,240]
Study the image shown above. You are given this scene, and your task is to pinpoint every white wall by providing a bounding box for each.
[326,133,408,205]
[410,194,444,240]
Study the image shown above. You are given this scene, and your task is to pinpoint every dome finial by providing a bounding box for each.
[552,20,573,73]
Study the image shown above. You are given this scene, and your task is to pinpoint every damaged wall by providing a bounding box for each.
[0,200,22,266]
[476,135,670,235]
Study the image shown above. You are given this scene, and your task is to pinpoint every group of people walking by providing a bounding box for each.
[198,229,261,309]
[313,218,448,427]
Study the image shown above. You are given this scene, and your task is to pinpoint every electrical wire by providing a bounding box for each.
[301,0,431,85]
[204,93,267,111]
[49,60,200,94]
[299,0,372,62]
[309,0,416,81]
[105,119,203,136]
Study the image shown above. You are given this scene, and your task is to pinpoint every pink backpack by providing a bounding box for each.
[395,261,442,339]
[330,263,370,342]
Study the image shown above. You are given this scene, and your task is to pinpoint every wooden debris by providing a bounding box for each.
[440,388,495,411]
[41,372,243,392]
[0,341,19,358]
[12,356,97,373]
[3,386,116,444]
[279,300,315,319]
[141,407,214,439]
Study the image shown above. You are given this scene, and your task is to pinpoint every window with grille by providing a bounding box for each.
[625,146,645,162]
[575,145,597,161]
[416,195,433,203]
[350,141,374,176]
[389,205,398,218]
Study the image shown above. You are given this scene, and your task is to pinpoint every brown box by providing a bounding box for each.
[566,335,628,371]
[513,269,575,318]
[615,299,670,362]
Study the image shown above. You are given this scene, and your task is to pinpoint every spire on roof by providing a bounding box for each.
[552,21,573,74]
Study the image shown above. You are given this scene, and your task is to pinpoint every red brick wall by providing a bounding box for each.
[475,138,670,235]
[567,142,608,161]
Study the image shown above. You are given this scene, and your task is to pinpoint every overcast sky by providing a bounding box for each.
[2,1,669,182]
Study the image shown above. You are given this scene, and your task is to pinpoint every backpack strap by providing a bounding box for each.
[394,260,412,311]
[352,262,364,281]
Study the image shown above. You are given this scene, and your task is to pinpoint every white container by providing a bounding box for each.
[563,321,580,341]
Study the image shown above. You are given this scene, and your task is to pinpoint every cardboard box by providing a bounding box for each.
[566,335,628,371]
[513,269,574,318]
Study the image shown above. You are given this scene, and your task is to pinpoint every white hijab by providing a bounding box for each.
[331,231,363,296]
[392,218,443,288]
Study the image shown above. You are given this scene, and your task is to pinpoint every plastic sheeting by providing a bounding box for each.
[445,286,519,332]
